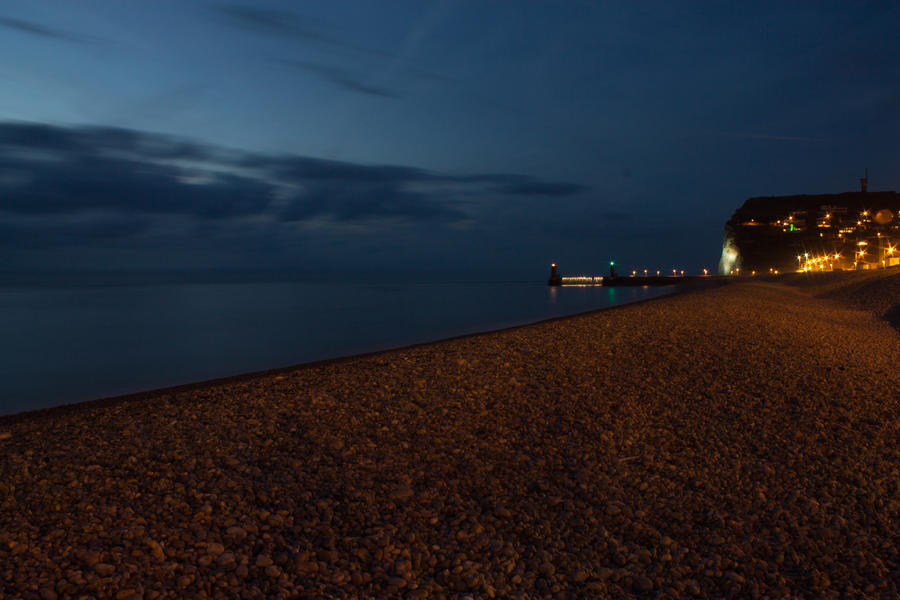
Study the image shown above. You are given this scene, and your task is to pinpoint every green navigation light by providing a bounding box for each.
[610,261,615,266]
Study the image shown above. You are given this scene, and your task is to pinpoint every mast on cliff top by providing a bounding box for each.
[860,168,868,193]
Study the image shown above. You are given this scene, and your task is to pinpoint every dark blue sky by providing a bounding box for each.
[2,1,898,278]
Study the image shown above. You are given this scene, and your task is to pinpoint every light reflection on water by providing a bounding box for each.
[0,280,674,415]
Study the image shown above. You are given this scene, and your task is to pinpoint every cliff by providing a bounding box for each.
[720,191,900,274]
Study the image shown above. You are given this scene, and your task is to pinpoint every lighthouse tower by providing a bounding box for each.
[547,263,562,286]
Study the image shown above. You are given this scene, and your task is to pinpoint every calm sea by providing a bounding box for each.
[0,277,674,416]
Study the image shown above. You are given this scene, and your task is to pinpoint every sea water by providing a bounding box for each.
[0,277,673,415]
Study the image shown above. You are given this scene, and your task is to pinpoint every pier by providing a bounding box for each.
[548,263,703,286]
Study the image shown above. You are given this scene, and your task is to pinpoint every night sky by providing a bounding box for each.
[2,1,899,279]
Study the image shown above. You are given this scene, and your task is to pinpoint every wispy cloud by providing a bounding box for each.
[217,5,450,82]
[216,6,329,44]
[0,16,92,45]
[275,59,397,98]
[216,5,395,59]
[719,131,827,143]
[499,182,589,196]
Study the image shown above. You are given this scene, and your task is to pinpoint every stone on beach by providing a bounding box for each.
[0,270,898,598]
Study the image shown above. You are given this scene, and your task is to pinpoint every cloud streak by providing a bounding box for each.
[219,5,451,90]
[216,5,396,60]
[216,6,329,44]
[717,130,827,143]
[0,16,93,45]
[0,122,587,248]
[275,60,397,98]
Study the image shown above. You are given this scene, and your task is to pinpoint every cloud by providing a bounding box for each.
[216,5,328,43]
[242,154,427,183]
[218,5,448,80]
[0,121,587,249]
[0,211,150,249]
[0,16,94,45]
[278,183,463,223]
[276,59,397,98]
[498,182,588,196]
[0,125,274,219]
[216,5,396,59]
[732,132,827,143]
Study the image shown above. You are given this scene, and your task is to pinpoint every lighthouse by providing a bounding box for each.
[547,263,562,286]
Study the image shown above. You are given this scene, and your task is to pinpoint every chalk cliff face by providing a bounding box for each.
[720,191,900,275]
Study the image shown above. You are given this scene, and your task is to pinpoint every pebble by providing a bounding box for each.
[207,542,225,555]
[265,565,281,578]
[633,576,653,594]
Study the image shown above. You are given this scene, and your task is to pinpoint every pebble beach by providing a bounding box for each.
[1,270,898,599]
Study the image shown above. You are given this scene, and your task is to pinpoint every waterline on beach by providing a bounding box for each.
[0,280,674,415]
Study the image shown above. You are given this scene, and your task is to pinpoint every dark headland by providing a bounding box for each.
[1,268,898,599]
